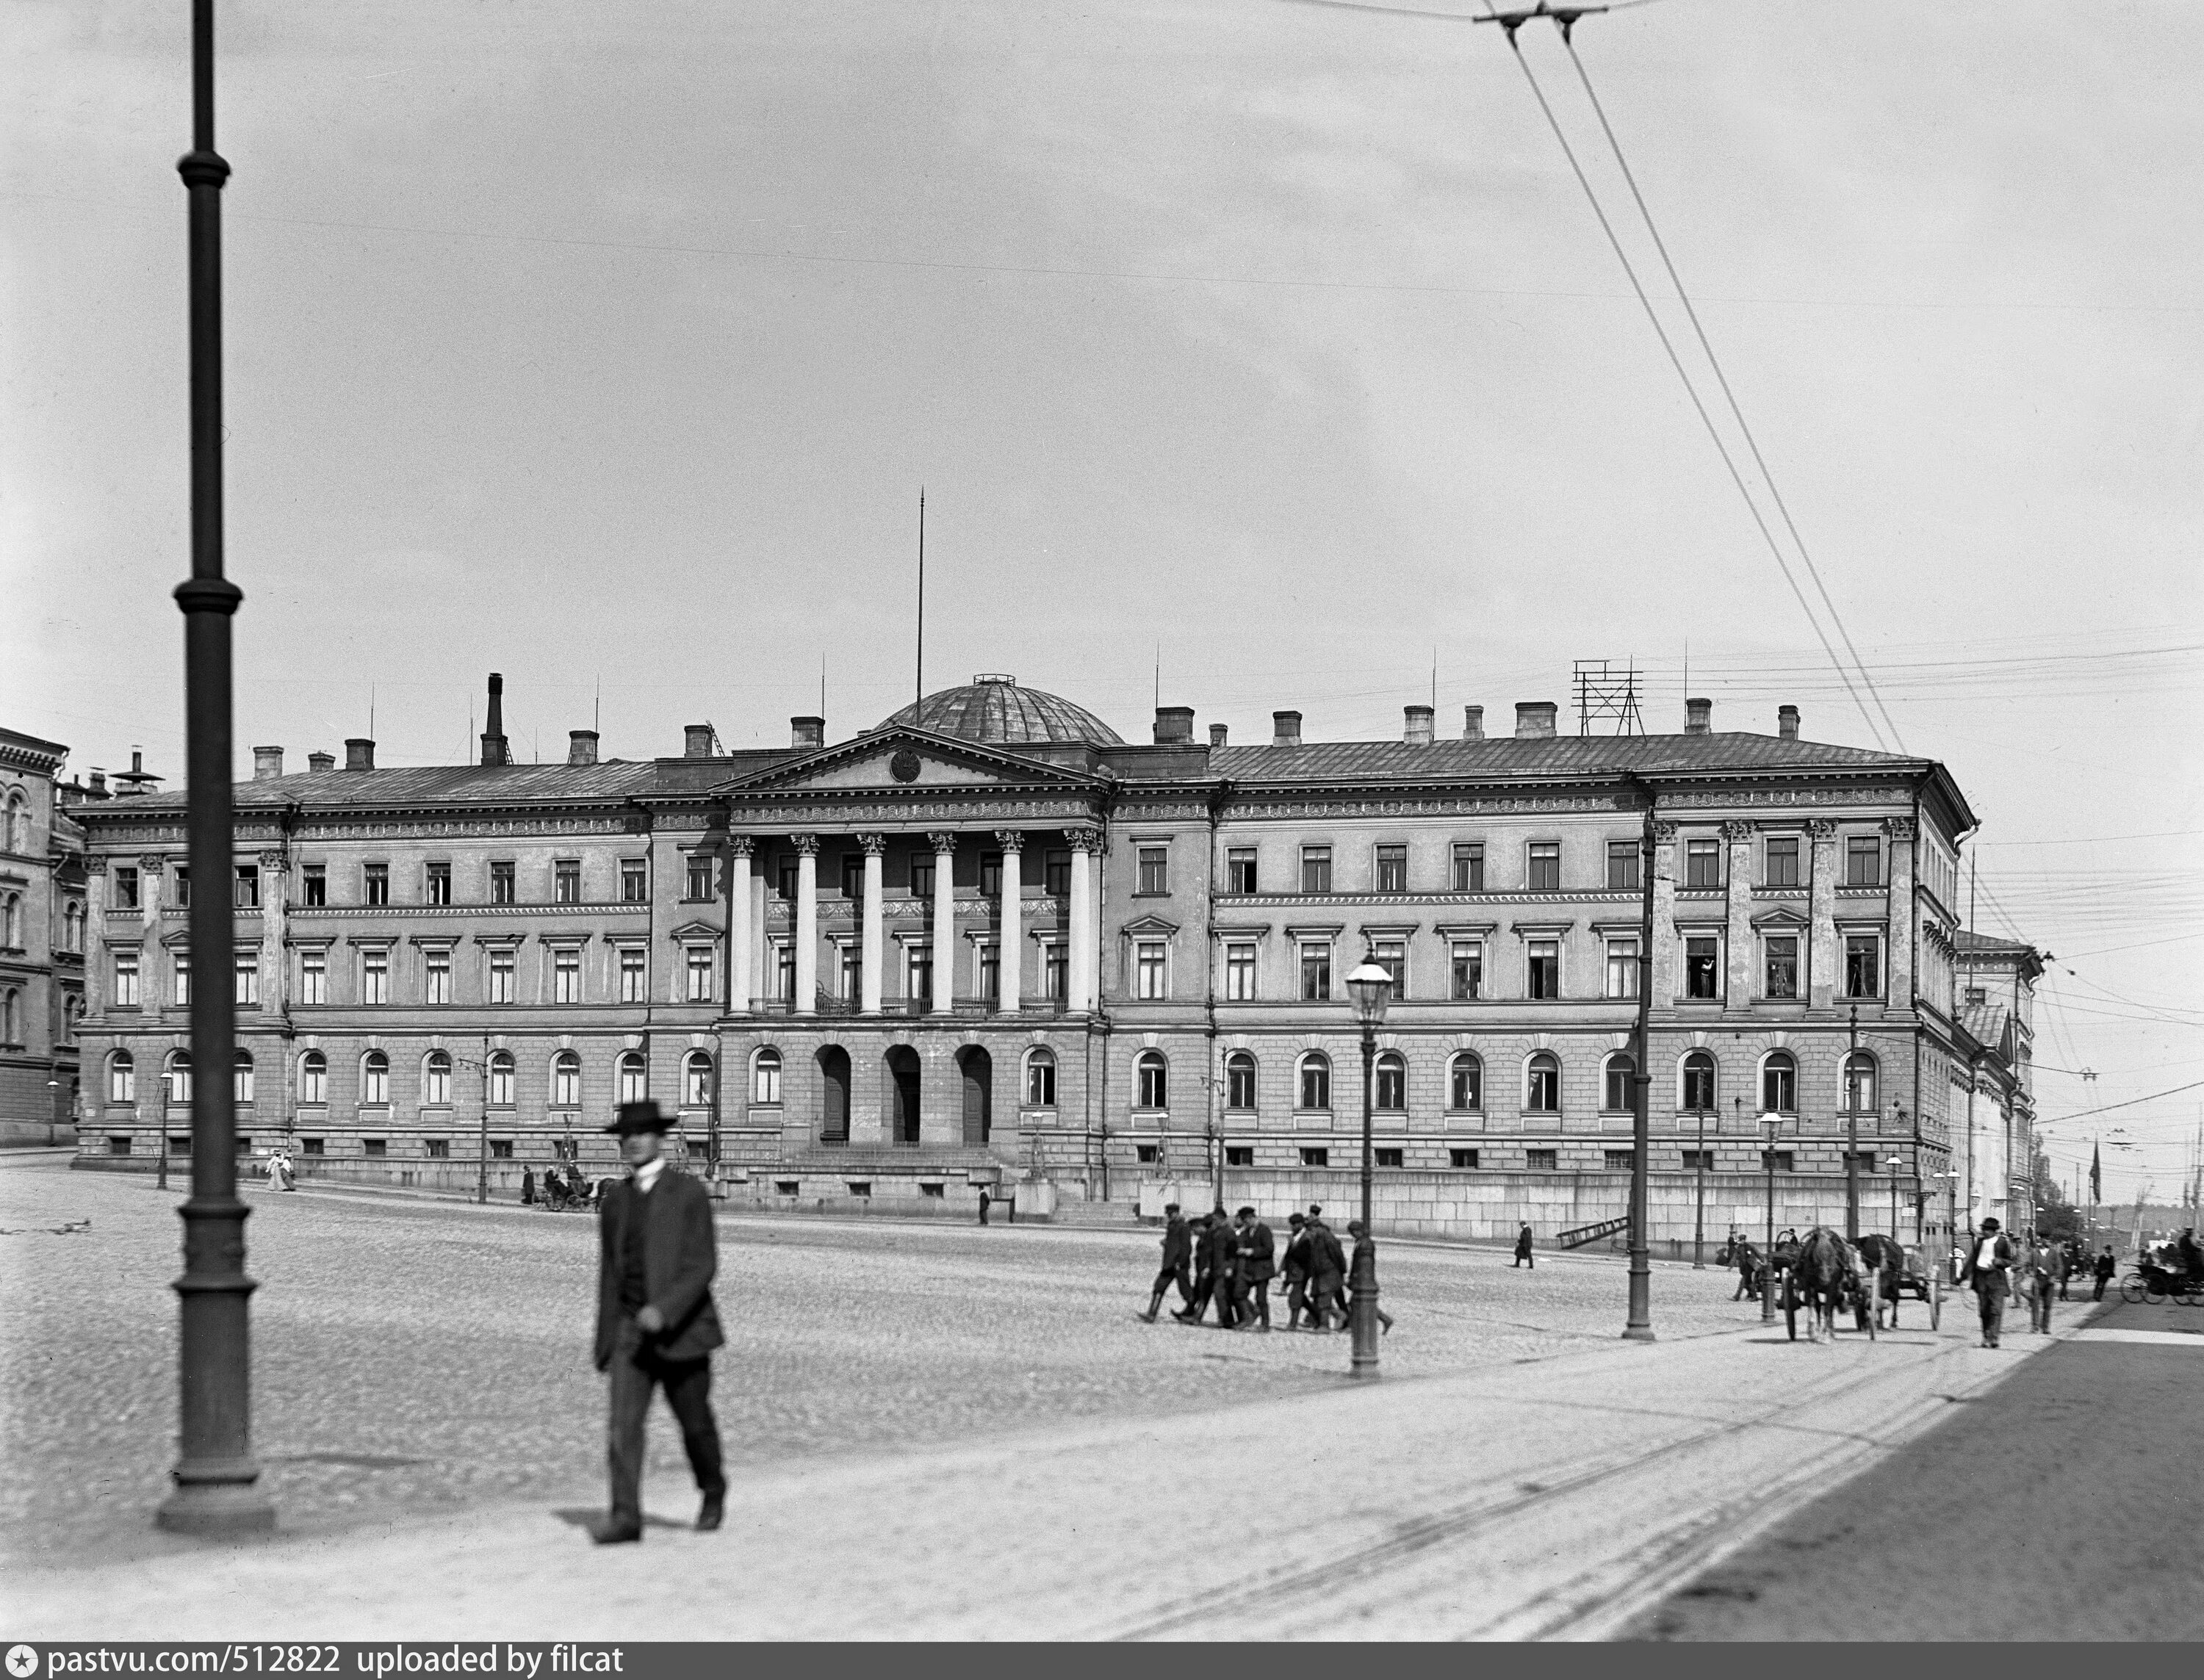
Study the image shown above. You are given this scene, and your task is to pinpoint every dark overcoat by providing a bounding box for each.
[1207,1218,1241,1282]
[1958,1233,2014,1292]
[1239,1220,1276,1283]
[1160,1214,1192,1269]
[594,1169,727,1369]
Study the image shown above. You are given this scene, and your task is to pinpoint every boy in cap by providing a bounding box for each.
[591,1100,727,1543]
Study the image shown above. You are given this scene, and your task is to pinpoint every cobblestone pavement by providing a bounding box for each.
[2,1153,1774,1568]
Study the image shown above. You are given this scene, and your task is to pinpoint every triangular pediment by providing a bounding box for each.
[668,919,721,940]
[1749,906,1812,929]
[711,727,1105,796]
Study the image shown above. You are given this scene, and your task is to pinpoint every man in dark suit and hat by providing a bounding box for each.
[592,1100,727,1544]
[1958,1216,2014,1349]
[1142,1203,1193,1323]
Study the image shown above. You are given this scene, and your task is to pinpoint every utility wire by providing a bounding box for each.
[1560,36,1909,752]
[1490,24,1893,749]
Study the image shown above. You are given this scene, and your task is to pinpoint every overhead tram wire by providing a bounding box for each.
[1557,34,1908,752]
[1479,10,1892,749]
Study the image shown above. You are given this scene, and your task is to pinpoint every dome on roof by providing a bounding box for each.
[881,674,1123,746]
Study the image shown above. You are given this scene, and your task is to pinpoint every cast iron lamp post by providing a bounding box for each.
[1885,1154,1905,1238]
[1344,954,1393,1380]
[1844,1005,1862,1241]
[157,0,272,1535]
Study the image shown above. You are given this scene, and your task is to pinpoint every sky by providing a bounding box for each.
[5,0,2200,1196]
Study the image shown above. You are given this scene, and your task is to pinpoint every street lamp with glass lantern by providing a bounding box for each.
[1344,953,1392,1380]
[1884,1154,1905,1238]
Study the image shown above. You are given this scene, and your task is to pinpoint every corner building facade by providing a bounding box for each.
[70,679,2012,1245]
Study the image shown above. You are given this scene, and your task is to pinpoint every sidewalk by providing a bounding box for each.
[11,1308,2068,1641]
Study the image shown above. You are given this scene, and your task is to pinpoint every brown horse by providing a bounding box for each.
[1855,1233,1905,1330]
[1793,1226,1854,1343]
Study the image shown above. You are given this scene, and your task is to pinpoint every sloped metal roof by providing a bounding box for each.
[1209,732,1923,785]
[102,761,663,812]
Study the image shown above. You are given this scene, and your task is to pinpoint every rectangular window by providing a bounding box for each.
[1765,934,1799,1000]
[907,944,933,1001]
[489,1140,513,1161]
[1300,846,1332,895]
[1685,839,1721,889]
[553,948,581,1003]
[775,942,796,1000]
[114,866,141,910]
[1300,942,1331,1001]
[1607,841,1640,892]
[298,949,326,1005]
[555,860,581,904]
[1605,939,1639,999]
[1844,934,1882,998]
[675,854,710,902]
[1451,942,1482,1001]
[1300,1147,1330,1169]
[1132,1146,1157,1167]
[487,949,514,1005]
[361,948,388,1005]
[1225,1146,1254,1168]
[1136,942,1167,1000]
[1605,1150,1638,1171]
[364,864,388,906]
[299,864,323,906]
[1137,846,1169,895]
[1681,1150,1715,1172]
[173,867,190,908]
[419,948,449,1004]
[1760,1150,1796,1174]
[1845,835,1881,887]
[1527,843,1560,892]
[1450,1148,1480,1169]
[1527,940,1560,1000]
[1372,938,1405,999]
[979,853,1003,898]
[838,943,862,1000]
[840,855,865,899]
[1043,943,1067,1001]
[364,1139,388,1158]
[910,857,935,900]
[1227,848,1258,893]
[1045,850,1071,897]
[1765,837,1801,887]
[173,950,192,1006]
[1526,1149,1558,1171]
[622,859,648,904]
[300,1137,324,1156]
[112,950,140,1007]
[425,862,451,906]
[425,1139,450,1159]
[622,948,647,1003]
[234,953,258,1006]
[490,861,514,905]
[1375,1147,1404,1169]
[1685,934,1721,1001]
[692,946,720,1003]
[234,865,259,909]
[1452,843,1484,893]
[1225,942,1257,1001]
[778,859,799,901]
[978,943,1000,1003]
[1375,845,1408,893]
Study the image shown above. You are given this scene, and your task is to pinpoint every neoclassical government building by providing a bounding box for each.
[68,674,2036,1243]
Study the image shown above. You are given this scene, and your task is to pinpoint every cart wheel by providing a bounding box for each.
[1928,1286,1940,1332]
[2145,1279,2168,1303]
[1865,1281,1879,1341]
[1785,1283,1798,1342]
[2121,1280,2146,1305]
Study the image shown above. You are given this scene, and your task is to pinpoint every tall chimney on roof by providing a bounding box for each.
[1209,724,1228,748]
[1777,704,1799,741]
[683,724,715,760]
[1515,702,1558,740]
[1272,710,1302,748]
[1685,696,1713,735]
[1153,706,1194,745]
[791,715,824,750]
[307,751,335,774]
[345,738,376,771]
[1403,704,1435,746]
[480,674,509,765]
[252,746,284,781]
[567,730,599,767]
[1463,705,1484,741]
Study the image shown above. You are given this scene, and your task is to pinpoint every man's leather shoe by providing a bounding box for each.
[592,1521,642,1546]
[696,1494,724,1532]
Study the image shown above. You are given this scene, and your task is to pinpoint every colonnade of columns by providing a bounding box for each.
[722,827,1101,1018]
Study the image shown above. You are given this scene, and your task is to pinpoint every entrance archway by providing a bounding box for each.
[817,1045,851,1144]
[885,1045,922,1145]
[957,1046,993,1145]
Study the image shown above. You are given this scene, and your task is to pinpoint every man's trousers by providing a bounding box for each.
[1151,1262,1193,1308]
[608,1316,725,1531]
[1973,1281,2006,1347]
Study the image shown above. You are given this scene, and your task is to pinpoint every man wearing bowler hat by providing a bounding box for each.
[592,1100,727,1543]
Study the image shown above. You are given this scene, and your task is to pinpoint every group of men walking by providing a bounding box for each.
[1139,1203,1391,1334]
